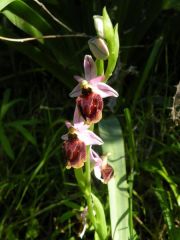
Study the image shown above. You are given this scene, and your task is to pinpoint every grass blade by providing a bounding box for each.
[124,108,137,239]
[132,36,163,110]
[0,99,22,120]
[0,124,14,160]
[0,0,16,11]
[154,178,176,240]
[3,10,44,43]
[1,0,52,32]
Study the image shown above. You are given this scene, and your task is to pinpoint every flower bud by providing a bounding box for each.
[93,15,104,38]
[88,37,109,60]
[76,92,103,124]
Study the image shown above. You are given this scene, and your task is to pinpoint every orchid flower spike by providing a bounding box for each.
[70,55,119,124]
[61,121,103,169]
[90,147,114,184]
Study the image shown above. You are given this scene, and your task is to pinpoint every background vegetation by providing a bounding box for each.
[0,0,180,239]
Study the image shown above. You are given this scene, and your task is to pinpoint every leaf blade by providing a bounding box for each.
[99,116,129,240]
[0,124,14,160]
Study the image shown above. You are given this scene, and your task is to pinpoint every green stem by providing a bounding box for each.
[84,145,97,227]
[84,125,99,232]
[74,167,96,227]
[75,125,105,239]
[96,59,104,75]
[74,168,85,192]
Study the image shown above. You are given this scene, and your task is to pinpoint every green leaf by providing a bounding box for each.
[92,193,107,240]
[1,0,73,65]
[143,160,180,207]
[154,178,176,239]
[132,36,163,110]
[59,211,76,223]
[63,200,81,210]
[1,0,52,33]
[103,7,114,45]
[99,116,129,240]
[105,23,120,81]
[0,124,14,160]
[102,7,120,81]
[16,125,64,208]
[3,10,44,43]
[0,99,22,120]
[124,108,137,238]
[0,89,22,120]
[0,0,15,11]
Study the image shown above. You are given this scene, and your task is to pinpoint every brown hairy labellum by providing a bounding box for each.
[76,91,103,124]
[101,162,114,184]
[63,133,86,169]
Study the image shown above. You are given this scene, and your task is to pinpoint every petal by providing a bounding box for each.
[84,55,96,80]
[90,148,102,164]
[74,75,84,83]
[61,133,68,140]
[78,130,104,145]
[90,148,98,161]
[75,122,89,131]
[94,165,103,181]
[94,82,119,98]
[89,76,105,85]
[65,121,72,129]
[73,105,84,124]
[89,148,104,182]
[69,83,81,97]
[90,146,95,162]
